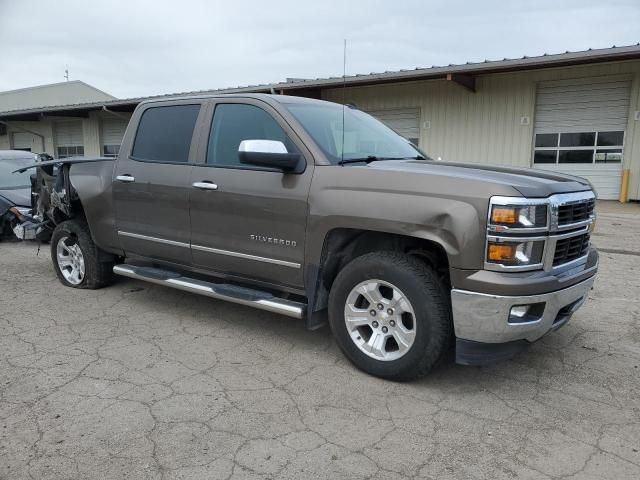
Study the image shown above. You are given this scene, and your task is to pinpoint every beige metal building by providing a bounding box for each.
[0,80,116,156]
[1,45,639,201]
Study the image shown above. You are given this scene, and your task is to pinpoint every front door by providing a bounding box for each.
[189,99,313,289]
[113,102,204,265]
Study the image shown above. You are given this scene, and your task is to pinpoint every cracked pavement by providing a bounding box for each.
[1,202,639,479]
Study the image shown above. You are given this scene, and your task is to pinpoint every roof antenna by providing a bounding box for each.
[341,39,347,165]
[64,66,69,82]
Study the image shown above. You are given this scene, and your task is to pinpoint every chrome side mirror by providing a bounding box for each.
[238,140,302,173]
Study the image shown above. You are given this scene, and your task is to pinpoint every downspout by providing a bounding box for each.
[101,106,129,120]
[0,120,46,152]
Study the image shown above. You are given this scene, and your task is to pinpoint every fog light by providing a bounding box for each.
[509,305,530,319]
[508,303,545,324]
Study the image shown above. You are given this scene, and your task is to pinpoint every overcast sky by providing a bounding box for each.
[1,0,639,99]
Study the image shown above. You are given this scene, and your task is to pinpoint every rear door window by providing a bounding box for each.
[132,104,200,163]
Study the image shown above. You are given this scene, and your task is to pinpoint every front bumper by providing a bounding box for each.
[451,274,596,364]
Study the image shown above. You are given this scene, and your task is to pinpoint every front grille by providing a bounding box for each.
[557,199,595,226]
[553,233,590,266]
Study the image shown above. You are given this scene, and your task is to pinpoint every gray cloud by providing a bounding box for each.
[0,0,638,98]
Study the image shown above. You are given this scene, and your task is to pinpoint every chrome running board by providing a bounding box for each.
[113,264,305,319]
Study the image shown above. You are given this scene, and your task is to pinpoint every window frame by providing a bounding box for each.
[128,101,205,165]
[102,144,120,158]
[195,98,308,173]
[532,130,625,166]
[56,145,85,159]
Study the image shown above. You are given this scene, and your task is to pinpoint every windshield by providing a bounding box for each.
[0,157,34,189]
[284,102,428,164]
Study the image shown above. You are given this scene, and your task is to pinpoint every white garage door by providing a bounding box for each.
[12,132,34,151]
[54,121,84,158]
[367,108,420,145]
[532,76,631,199]
[101,118,128,157]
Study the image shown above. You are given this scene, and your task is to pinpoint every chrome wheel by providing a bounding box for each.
[56,236,85,285]
[344,279,416,361]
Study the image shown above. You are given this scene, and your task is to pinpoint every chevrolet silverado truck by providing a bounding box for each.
[16,94,598,380]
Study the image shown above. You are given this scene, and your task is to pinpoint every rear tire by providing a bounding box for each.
[328,251,451,381]
[50,219,115,289]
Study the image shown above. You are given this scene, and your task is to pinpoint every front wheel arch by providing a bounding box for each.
[305,229,451,328]
[328,251,452,380]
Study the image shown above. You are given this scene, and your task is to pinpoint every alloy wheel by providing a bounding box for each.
[56,236,85,285]
[344,279,416,361]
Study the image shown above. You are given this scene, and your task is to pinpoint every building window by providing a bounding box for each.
[56,145,84,159]
[533,131,624,165]
[103,145,120,157]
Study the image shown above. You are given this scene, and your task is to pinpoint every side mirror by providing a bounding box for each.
[238,140,302,173]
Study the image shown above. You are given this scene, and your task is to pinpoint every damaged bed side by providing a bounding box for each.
[13,157,116,243]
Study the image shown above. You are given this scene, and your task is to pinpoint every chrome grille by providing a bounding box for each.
[557,198,595,226]
[553,233,590,266]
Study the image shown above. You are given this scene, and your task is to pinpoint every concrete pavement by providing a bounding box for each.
[1,201,639,479]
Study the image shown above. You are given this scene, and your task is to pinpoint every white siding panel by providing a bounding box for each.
[536,163,622,200]
[322,76,536,168]
[12,132,34,150]
[101,118,128,146]
[54,121,83,146]
[534,77,631,133]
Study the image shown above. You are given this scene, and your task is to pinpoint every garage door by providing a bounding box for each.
[532,76,631,199]
[12,132,34,151]
[54,121,84,158]
[101,118,128,157]
[367,108,420,145]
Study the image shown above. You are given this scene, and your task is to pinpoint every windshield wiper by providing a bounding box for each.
[338,155,425,166]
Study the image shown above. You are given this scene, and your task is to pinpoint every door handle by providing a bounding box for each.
[192,181,218,191]
[116,174,135,183]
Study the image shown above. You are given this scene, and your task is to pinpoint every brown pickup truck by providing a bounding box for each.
[16,94,598,380]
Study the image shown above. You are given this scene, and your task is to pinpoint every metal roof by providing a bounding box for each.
[1,43,639,120]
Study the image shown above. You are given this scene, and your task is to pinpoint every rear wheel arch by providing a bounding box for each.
[50,218,116,289]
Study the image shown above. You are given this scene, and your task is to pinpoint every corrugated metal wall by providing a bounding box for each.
[323,75,536,167]
[367,108,420,142]
[322,60,640,200]
[101,118,129,146]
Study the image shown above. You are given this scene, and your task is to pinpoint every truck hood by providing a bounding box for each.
[369,159,592,198]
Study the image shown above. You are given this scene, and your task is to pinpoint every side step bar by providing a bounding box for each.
[113,264,306,319]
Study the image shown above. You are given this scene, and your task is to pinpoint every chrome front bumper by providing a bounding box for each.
[451,275,596,344]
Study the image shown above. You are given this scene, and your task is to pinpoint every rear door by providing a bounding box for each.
[189,98,314,289]
[113,101,205,265]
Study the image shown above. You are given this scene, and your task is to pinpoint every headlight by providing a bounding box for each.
[489,204,547,229]
[486,239,545,267]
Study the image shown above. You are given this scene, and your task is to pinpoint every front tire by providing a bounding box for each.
[50,219,115,289]
[328,252,452,380]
